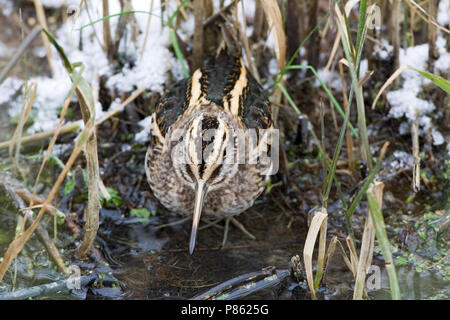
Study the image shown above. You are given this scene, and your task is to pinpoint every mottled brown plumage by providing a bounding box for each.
[145,52,274,254]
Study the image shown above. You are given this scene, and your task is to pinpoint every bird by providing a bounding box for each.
[145,51,275,254]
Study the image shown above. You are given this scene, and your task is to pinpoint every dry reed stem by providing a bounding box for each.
[0,26,42,86]
[30,83,75,210]
[0,122,82,151]
[95,86,146,124]
[193,0,205,71]
[391,0,401,81]
[367,180,401,299]
[32,0,54,76]
[345,236,359,277]
[102,0,113,57]
[0,86,145,151]
[9,83,37,170]
[405,0,450,34]
[73,96,100,259]
[303,208,328,299]
[370,64,408,110]
[260,0,286,69]
[238,0,258,81]
[428,0,439,63]
[140,0,154,61]
[324,34,341,72]
[83,0,105,51]
[77,132,100,257]
[251,0,267,42]
[338,60,355,176]
[412,109,421,192]
[353,209,375,300]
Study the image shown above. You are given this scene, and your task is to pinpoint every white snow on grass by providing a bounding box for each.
[316,69,342,92]
[5,0,181,136]
[0,78,22,105]
[135,115,152,144]
[386,35,449,145]
[437,0,449,26]
[0,40,14,58]
[435,36,450,73]
[40,0,80,8]
[0,0,13,16]
[431,128,445,146]
[379,150,414,180]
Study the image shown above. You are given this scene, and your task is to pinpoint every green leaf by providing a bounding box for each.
[130,208,155,219]
[130,208,155,225]
[101,187,123,207]
[63,175,75,195]
[42,29,73,73]
[409,66,450,94]
[395,256,408,266]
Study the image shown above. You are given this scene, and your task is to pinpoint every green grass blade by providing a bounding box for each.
[42,29,73,73]
[167,0,191,78]
[355,0,367,67]
[276,82,301,114]
[284,65,359,139]
[408,66,450,94]
[167,0,191,27]
[335,13,372,170]
[367,188,401,300]
[79,10,161,31]
[170,28,189,78]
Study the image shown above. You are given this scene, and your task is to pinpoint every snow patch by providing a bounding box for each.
[5,0,178,136]
[387,35,449,141]
[0,78,22,105]
[0,0,13,15]
[437,0,449,26]
[135,116,152,144]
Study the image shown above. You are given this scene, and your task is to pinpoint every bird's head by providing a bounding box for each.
[171,113,239,254]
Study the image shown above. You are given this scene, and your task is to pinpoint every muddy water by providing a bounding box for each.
[99,201,309,299]
[0,181,449,300]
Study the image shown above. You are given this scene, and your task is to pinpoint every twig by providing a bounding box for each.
[139,0,154,61]
[238,0,258,80]
[0,121,82,151]
[32,0,54,76]
[0,26,41,85]
[412,110,420,192]
[102,0,114,58]
[203,1,236,27]
[9,82,37,172]
[192,268,289,300]
[0,86,145,151]
[0,273,105,300]
[1,182,67,274]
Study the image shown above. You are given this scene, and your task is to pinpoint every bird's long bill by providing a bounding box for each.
[189,180,208,255]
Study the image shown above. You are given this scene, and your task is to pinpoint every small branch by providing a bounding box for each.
[0,86,144,151]
[192,0,205,71]
[1,182,67,274]
[0,121,81,151]
[139,0,154,61]
[32,0,54,76]
[0,26,41,85]
[102,0,113,58]
[0,274,100,300]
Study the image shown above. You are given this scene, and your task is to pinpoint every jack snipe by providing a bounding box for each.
[145,52,276,254]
